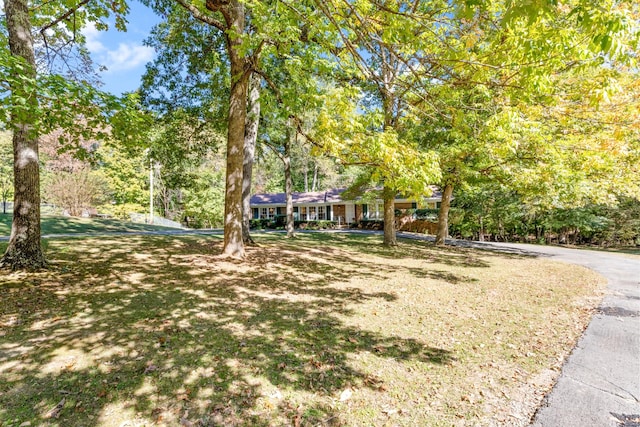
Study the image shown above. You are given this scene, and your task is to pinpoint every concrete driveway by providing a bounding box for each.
[434,240,640,427]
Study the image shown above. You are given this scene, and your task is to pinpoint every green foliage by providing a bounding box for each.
[181,165,225,229]
[249,218,336,230]
[313,87,441,200]
[0,19,149,150]
[450,183,640,246]
[139,0,229,123]
[95,145,149,207]
[0,132,13,210]
[97,203,148,220]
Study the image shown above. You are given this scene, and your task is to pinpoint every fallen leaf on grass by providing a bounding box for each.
[180,410,193,427]
[46,398,66,419]
[144,363,158,374]
[372,345,386,353]
[364,375,387,391]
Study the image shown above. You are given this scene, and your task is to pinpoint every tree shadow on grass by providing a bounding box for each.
[289,232,510,269]
[0,235,453,426]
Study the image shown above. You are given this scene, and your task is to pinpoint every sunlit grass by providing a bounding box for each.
[0,214,177,236]
[0,233,605,426]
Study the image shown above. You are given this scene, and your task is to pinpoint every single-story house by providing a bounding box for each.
[249,187,442,225]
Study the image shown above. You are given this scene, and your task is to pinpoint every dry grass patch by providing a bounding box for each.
[0,233,605,426]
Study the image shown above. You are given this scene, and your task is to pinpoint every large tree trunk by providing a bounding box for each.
[435,183,454,246]
[382,186,397,247]
[242,73,260,245]
[284,134,295,238]
[1,0,46,270]
[222,1,248,258]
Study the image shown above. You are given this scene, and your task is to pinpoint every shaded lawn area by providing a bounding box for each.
[0,214,176,236]
[0,233,605,426]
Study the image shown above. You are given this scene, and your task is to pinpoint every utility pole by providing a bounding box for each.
[149,158,154,224]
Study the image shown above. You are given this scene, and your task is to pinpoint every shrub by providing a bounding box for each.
[250,219,272,229]
[98,203,147,220]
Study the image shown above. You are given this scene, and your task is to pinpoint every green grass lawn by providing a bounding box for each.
[0,233,606,426]
[0,214,177,236]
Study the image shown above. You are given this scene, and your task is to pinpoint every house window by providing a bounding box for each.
[318,206,325,220]
[261,207,268,218]
[301,206,307,221]
[268,207,275,218]
[376,202,383,219]
[364,203,381,219]
[253,208,259,219]
[308,206,317,220]
[293,206,299,220]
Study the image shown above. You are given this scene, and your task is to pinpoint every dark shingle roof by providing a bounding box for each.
[250,187,441,206]
[250,189,345,205]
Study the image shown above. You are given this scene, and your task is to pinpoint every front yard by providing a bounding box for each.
[0,233,605,426]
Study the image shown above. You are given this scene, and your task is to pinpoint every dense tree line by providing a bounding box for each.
[449,185,640,247]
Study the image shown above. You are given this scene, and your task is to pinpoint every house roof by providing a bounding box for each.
[250,189,343,205]
[250,187,442,206]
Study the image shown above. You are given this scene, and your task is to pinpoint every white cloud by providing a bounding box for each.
[82,23,154,73]
[82,23,107,53]
[102,43,154,72]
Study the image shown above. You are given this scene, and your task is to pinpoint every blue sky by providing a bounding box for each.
[83,1,159,95]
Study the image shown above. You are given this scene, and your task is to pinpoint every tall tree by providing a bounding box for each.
[0,0,142,269]
[149,0,335,256]
[2,0,47,268]
[312,0,445,246]
[169,0,256,257]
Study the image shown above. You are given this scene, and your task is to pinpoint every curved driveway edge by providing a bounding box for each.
[429,239,639,427]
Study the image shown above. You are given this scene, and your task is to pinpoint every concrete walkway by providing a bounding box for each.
[435,240,640,427]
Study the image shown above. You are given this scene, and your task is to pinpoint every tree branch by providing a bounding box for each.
[38,0,90,34]
[174,0,226,32]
